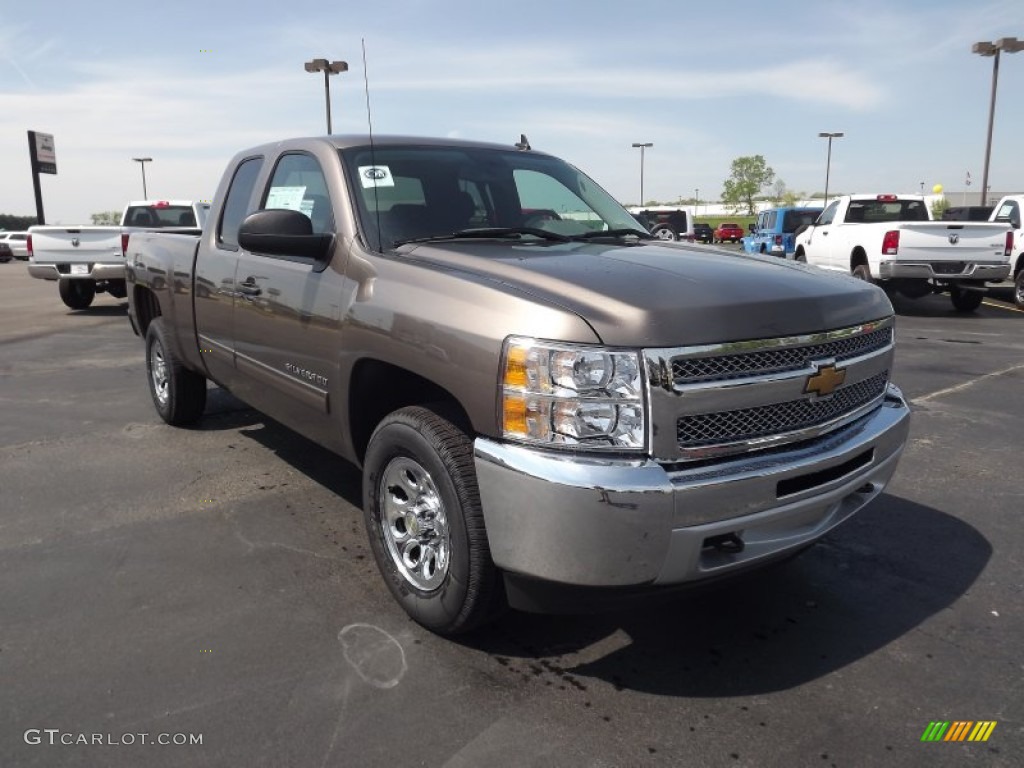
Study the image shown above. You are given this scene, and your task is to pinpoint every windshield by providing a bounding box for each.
[340,145,647,251]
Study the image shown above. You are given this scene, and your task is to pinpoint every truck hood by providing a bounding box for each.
[402,240,892,347]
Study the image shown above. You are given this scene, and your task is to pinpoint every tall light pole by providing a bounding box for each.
[304,58,349,134]
[631,142,653,206]
[694,187,700,216]
[132,157,152,199]
[817,132,843,207]
[972,37,1024,205]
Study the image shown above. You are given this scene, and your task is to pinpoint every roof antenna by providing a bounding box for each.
[515,134,531,151]
[362,38,382,251]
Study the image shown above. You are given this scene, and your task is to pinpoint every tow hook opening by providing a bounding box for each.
[703,532,745,554]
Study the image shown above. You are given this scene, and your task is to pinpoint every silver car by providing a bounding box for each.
[0,232,30,260]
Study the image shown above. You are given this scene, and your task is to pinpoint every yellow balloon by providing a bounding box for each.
[932,184,943,194]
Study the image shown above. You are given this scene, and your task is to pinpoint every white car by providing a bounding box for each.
[0,232,30,260]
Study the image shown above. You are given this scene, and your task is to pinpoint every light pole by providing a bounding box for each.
[972,37,1024,206]
[817,132,843,207]
[631,142,653,206]
[132,157,152,199]
[695,187,699,216]
[304,58,349,134]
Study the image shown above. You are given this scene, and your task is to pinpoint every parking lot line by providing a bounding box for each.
[915,362,1024,403]
[982,299,1023,313]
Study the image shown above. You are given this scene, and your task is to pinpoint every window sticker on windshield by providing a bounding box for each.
[358,165,395,188]
[266,186,307,211]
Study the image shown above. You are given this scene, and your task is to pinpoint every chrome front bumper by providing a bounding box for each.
[27,262,125,281]
[878,260,1009,281]
[474,384,910,588]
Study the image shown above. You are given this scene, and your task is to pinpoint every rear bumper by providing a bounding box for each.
[878,260,1009,281]
[27,262,125,281]
[474,384,910,589]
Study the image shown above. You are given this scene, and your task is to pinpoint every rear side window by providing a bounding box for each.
[218,157,264,248]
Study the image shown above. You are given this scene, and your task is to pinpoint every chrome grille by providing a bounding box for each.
[677,371,889,449]
[672,326,892,384]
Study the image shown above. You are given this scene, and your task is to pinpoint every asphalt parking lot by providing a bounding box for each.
[1,262,1021,767]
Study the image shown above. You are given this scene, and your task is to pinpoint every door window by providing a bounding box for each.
[264,153,335,235]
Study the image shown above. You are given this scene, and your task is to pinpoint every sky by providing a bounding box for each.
[2,0,1023,224]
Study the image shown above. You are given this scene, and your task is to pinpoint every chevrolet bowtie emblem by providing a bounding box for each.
[805,363,846,397]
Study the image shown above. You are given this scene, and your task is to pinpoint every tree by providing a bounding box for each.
[91,211,120,225]
[721,155,776,216]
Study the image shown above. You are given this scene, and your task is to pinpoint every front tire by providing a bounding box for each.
[950,286,984,312]
[145,318,207,425]
[58,279,96,309]
[363,406,503,635]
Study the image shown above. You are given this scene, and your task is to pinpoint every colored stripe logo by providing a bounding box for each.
[921,721,997,742]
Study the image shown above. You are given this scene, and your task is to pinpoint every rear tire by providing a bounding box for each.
[58,279,96,309]
[950,286,984,312]
[794,249,807,263]
[852,264,873,283]
[1015,269,1024,309]
[651,225,676,241]
[363,406,504,635]
[145,317,207,425]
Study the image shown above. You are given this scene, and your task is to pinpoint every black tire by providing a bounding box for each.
[1015,269,1024,309]
[650,225,676,241]
[145,317,207,425]
[363,406,503,635]
[852,264,873,283]
[794,249,807,263]
[58,279,96,309]
[950,286,984,312]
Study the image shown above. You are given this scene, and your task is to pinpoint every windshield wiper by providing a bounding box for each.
[395,227,572,246]
[570,228,652,241]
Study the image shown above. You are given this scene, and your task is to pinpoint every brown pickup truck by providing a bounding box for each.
[126,135,911,635]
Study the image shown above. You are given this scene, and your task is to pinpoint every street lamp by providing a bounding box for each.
[817,132,844,207]
[132,157,152,199]
[631,142,653,206]
[971,37,1024,205]
[695,187,700,216]
[304,58,349,134]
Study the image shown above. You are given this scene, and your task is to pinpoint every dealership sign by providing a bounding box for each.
[28,131,57,174]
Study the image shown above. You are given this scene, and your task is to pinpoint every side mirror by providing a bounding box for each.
[238,209,334,267]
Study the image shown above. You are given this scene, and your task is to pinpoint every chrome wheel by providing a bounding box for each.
[652,227,675,241]
[150,341,169,407]
[1015,271,1024,307]
[379,456,450,592]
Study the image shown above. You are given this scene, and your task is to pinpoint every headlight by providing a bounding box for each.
[500,337,646,451]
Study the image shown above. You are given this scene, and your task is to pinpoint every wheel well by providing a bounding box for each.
[133,286,161,335]
[349,359,470,463]
[850,248,868,271]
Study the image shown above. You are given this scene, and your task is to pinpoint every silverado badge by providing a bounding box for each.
[805,363,847,397]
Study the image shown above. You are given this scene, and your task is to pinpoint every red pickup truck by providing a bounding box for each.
[715,222,744,243]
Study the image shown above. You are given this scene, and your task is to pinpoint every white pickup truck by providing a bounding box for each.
[987,194,1024,307]
[28,200,209,309]
[793,194,1012,311]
